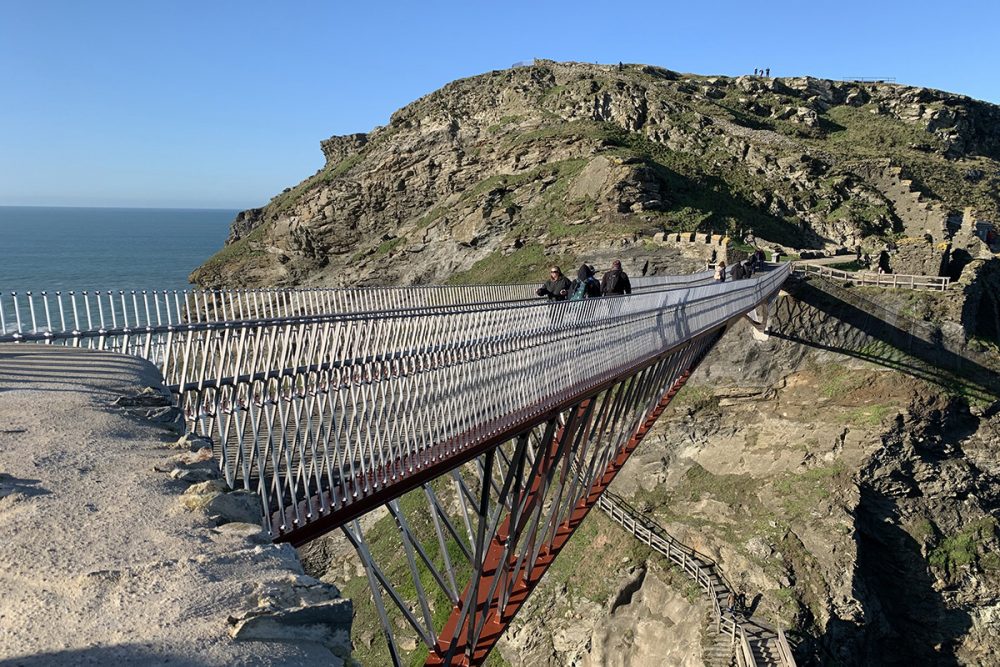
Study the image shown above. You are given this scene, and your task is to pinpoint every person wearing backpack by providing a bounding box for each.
[585,265,602,298]
[601,260,632,296]
[569,264,603,300]
[568,264,590,301]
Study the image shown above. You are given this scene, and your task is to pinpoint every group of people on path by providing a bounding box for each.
[714,248,768,283]
[536,260,632,301]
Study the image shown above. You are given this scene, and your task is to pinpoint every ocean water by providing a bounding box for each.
[0,206,234,294]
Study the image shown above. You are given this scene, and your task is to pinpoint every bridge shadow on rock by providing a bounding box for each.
[771,276,1000,410]
[840,486,970,666]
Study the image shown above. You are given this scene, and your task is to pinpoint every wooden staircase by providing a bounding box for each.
[597,490,797,666]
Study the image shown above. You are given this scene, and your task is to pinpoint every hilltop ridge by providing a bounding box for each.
[191,60,1000,290]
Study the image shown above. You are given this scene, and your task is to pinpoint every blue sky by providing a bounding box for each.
[1,0,996,209]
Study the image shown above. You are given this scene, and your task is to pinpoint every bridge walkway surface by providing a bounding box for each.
[1,266,792,666]
[0,345,351,666]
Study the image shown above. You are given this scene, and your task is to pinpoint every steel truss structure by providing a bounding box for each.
[2,264,790,666]
[334,328,720,665]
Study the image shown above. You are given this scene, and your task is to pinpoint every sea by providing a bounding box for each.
[0,206,235,294]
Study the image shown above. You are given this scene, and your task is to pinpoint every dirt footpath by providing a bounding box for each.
[0,345,351,666]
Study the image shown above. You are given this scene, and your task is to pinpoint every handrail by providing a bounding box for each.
[796,273,1000,381]
[0,271,714,342]
[597,490,797,666]
[776,628,796,665]
[736,626,756,667]
[794,262,950,291]
[0,270,763,396]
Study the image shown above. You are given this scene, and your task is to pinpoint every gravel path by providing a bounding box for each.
[0,345,350,666]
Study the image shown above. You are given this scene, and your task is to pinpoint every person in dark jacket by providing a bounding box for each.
[601,260,632,296]
[569,264,602,300]
[537,266,572,301]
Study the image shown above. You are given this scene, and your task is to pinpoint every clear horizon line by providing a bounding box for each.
[0,203,245,211]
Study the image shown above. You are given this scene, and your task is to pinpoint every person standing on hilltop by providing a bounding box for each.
[601,260,632,296]
[536,266,572,301]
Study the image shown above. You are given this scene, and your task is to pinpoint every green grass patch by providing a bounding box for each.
[375,236,404,256]
[486,114,524,133]
[821,105,943,156]
[447,242,577,285]
[907,516,937,543]
[928,517,999,577]
[816,364,874,399]
[841,403,895,426]
[415,205,448,229]
[194,224,268,276]
[678,463,757,507]
[667,384,718,413]
[772,464,846,522]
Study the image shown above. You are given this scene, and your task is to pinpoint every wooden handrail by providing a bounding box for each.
[793,262,950,291]
[776,628,796,665]
[597,492,798,666]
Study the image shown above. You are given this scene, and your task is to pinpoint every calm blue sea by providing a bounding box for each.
[0,206,234,294]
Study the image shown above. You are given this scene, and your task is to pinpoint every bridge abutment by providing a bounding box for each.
[0,345,352,665]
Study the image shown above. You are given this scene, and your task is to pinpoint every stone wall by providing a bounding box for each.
[650,231,746,266]
[890,236,948,275]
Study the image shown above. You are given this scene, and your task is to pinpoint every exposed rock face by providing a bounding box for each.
[191,61,1000,290]
[603,290,1000,666]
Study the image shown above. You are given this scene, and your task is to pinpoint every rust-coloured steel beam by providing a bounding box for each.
[426,334,718,666]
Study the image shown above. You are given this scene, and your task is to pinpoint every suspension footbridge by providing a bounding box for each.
[1,265,791,666]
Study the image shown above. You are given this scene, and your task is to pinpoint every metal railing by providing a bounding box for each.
[171,266,789,536]
[840,76,896,83]
[0,285,536,340]
[597,490,796,666]
[0,272,714,342]
[0,265,789,541]
[794,263,950,291]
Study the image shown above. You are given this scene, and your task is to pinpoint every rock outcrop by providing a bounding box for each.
[191,61,1000,291]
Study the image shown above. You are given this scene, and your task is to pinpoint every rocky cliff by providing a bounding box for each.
[191,60,1000,290]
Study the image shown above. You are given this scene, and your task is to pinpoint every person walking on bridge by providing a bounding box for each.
[730,261,745,280]
[601,260,632,296]
[714,260,727,282]
[537,266,572,301]
[570,264,602,300]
